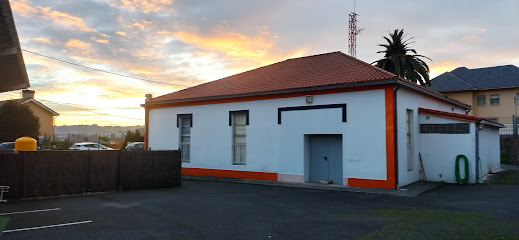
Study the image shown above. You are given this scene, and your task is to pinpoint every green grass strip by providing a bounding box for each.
[362,208,519,240]
[0,216,9,236]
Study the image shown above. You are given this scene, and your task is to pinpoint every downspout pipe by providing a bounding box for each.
[475,122,483,183]
[394,83,400,188]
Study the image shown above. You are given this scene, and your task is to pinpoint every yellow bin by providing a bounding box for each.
[15,136,37,153]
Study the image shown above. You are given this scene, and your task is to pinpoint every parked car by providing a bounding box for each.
[125,142,144,151]
[69,142,113,150]
[0,142,15,152]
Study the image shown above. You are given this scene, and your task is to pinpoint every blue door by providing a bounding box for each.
[309,135,343,184]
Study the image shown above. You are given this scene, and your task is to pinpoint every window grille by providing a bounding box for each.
[419,123,470,134]
[179,115,191,162]
[232,113,247,165]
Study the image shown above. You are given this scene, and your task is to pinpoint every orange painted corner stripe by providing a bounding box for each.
[144,107,149,151]
[418,108,479,123]
[348,86,397,189]
[182,167,278,181]
[347,178,395,189]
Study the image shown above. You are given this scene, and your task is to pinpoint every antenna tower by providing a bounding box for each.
[348,0,364,57]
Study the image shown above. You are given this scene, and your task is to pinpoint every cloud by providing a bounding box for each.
[116,31,127,36]
[132,20,152,30]
[11,0,95,32]
[108,0,173,12]
[429,61,461,78]
[172,31,273,59]
[66,39,92,48]
[30,37,52,44]
[93,38,110,44]
[163,27,305,69]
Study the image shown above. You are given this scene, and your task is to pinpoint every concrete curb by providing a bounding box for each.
[182,175,442,197]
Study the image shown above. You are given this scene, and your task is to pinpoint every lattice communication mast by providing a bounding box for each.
[348,1,364,57]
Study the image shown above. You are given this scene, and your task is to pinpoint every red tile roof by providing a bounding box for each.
[149,51,398,103]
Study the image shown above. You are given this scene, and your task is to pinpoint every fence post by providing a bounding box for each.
[513,115,518,137]
[116,150,121,191]
[85,151,91,195]
[20,151,25,199]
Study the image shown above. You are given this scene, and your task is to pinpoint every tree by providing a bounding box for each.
[121,129,144,149]
[372,29,432,86]
[0,100,40,142]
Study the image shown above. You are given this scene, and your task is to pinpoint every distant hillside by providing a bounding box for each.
[55,125,144,136]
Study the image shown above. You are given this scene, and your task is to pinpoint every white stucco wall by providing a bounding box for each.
[396,87,469,187]
[148,89,388,184]
[478,126,501,178]
[418,115,476,183]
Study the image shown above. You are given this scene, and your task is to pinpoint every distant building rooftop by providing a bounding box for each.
[429,65,519,92]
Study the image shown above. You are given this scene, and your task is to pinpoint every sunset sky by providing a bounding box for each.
[1,0,518,126]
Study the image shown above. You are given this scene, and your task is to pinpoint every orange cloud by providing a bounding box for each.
[116,31,127,36]
[108,0,173,12]
[173,31,273,59]
[30,37,52,44]
[99,33,111,38]
[132,20,152,30]
[94,39,110,44]
[11,0,95,32]
[66,39,91,48]
[163,28,306,69]
[429,61,460,78]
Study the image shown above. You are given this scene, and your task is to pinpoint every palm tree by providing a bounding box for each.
[372,29,432,86]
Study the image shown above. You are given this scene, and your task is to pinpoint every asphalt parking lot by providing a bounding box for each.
[1,177,519,240]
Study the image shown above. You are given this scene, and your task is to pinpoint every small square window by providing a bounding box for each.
[477,95,486,106]
[490,94,500,106]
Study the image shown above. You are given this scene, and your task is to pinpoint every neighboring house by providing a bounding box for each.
[429,65,519,124]
[0,90,59,141]
[143,52,501,189]
[0,0,31,93]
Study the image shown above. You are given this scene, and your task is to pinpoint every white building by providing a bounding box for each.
[143,52,502,189]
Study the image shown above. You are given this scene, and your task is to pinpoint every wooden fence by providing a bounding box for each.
[0,150,181,199]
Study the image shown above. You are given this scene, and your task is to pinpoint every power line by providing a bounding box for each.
[39,98,141,110]
[37,98,144,121]
[21,49,191,87]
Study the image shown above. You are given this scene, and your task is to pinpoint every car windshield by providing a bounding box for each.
[1,143,14,149]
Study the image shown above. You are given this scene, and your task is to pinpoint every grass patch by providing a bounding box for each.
[0,217,9,236]
[361,208,519,240]
[501,154,512,164]
[494,170,519,184]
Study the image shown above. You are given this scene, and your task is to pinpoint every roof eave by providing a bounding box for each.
[398,80,471,110]
[0,0,30,92]
[144,79,400,107]
[21,99,60,116]
[480,120,505,128]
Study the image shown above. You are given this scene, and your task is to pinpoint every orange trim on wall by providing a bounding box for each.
[183,167,278,181]
[348,86,397,189]
[144,107,149,151]
[147,85,391,109]
[418,108,479,123]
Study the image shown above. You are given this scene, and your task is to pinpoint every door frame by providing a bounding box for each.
[304,134,343,184]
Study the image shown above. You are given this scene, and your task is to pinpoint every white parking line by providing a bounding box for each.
[0,208,60,216]
[3,220,92,233]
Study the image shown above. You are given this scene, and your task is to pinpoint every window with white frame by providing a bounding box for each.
[231,112,247,165]
[178,114,192,163]
[490,94,500,106]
